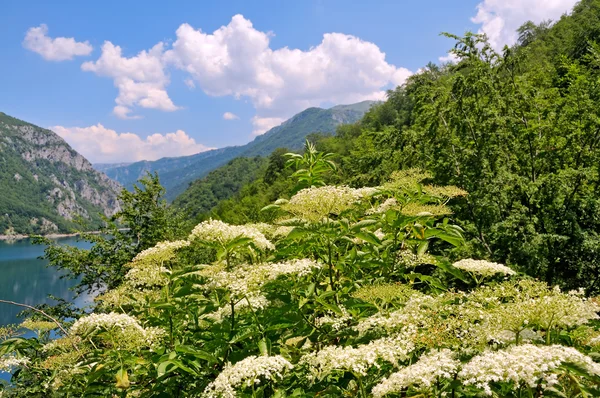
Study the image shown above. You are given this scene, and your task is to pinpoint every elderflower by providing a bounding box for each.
[202,355,293,397]
[372,349,460,397]
[132,240,190,263]
[70,313,164,348]
[314,305,353,331]
[459,344,600,395]
[20,319,57,332]
[0,355,30,372]
[300,335,414,378]
[279,185,367,222]
[199,259,322,298]
[189,219,274,251]
[453,259,516,277]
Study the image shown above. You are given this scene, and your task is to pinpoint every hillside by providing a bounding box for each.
[172,156,269,219]
[100,101,376,200]
[0,112,121,235]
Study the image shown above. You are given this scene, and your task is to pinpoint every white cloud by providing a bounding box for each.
[251,116,285,136]
[472,0,577,50]
[23,24,93,61]
[223,112,239,120]
[81,42,179,119]
[184,78,196,89]
[162,15,411,133]
[51,124,211,163]
[439,52,459,64]
[73,14,412,132]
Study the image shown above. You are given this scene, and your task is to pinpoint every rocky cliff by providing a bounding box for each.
[0,112,121,235]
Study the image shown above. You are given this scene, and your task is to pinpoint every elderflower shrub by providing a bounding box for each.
[372,349,460,397]
[196,259,322,299]
[132,240,190,263]
[453,258,516,277]
[459,344,600,395]
[278,185,370,222]
[20,319,57,332]
[70,312,164,349]
[202,355,293,397]
[0,355,29,372]
[189,219,275,251]
[300,335,415,379]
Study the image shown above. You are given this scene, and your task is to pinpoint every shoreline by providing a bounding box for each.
[0,231,106,242]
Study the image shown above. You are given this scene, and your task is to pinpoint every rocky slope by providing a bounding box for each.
[0,112,121,235]
[101,101,376,201]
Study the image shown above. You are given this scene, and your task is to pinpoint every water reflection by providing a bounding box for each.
[0,237,91,326]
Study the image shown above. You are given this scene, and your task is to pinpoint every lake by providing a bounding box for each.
[0,237,91,327]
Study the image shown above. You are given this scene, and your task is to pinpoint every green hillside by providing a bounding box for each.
[101,101,376,200]
[0,112,121,235]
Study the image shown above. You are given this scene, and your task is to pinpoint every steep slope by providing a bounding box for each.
[172,156,269,219]
[101,101,376,200]
[0,112,121,235]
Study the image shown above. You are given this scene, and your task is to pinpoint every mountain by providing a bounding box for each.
[0,112,121,235]
[100,100,376,201]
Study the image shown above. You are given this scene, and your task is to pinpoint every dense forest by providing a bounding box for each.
[4,1,600,396]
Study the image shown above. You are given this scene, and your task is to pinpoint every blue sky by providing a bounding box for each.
[0,0,577,163]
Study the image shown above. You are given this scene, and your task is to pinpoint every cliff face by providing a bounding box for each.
[0,112,121,235]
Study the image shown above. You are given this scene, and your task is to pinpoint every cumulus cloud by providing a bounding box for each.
[163,15,412,132]
[23,24,93,61]
[472,0,577,50]
[251,116,285,136]
[81,42,179,119]
[223,112,239,120]
[51,124,211,163]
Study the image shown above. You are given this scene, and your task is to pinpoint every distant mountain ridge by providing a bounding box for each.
[0,112,121,235]
[100,100,376,201]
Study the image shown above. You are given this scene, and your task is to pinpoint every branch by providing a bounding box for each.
[0,299,69,336]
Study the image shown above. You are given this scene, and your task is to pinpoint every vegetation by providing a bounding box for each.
[5,1,600,396]
[173,157,269,220]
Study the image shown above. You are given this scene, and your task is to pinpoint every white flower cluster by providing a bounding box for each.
[0,355,30,372]
[189,219,274,251]
[300,335,414,378]
[132,240,190,263]
[70,312,164,348]
[459,344,600,395]
[314,305,352,331]
[202,355,293,397]
[366,198,399,215]
[453,259,516,277]
[280,186,369,222]
[354,294,435,336]
[200,259,322,298]
[372,349,460,397]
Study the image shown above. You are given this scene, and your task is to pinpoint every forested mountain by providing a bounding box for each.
[0,112,121,235]
[100,101,376,200]
[190,0,600,293]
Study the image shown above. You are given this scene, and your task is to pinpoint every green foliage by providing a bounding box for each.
[284,140,337,192]
[3,158,600,397]
[37,173,185,295]
[173,157,269,221]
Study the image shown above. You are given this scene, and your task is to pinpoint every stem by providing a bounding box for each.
[0,299,69,336]
[356,374,367,398]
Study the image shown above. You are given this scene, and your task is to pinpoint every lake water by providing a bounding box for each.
[0,237,91,326]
